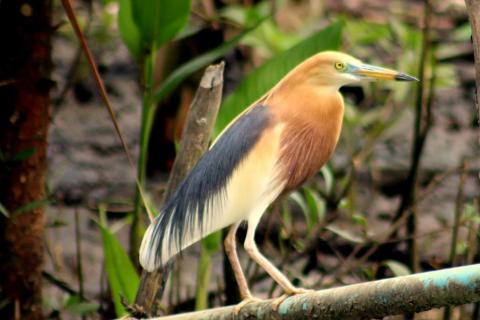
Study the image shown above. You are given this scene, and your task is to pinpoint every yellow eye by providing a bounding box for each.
[334,62,346,71]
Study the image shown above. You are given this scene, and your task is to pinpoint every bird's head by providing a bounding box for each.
[296,51,418,89]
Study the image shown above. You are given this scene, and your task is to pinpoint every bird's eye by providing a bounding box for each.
[334,62,347,71]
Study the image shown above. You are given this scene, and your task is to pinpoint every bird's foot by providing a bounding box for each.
[233,295,263,315]
[271,287,313,311]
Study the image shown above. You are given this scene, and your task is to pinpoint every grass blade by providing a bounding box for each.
[0,202,10,218]
[97,207,140,316]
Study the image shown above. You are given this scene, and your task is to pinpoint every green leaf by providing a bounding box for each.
[12,148,36,162]
[289,191,309,215]
[0,203,10,218]
[303,187,326,231]
[64,295,99,315]
[100,0,116,5]
[215,22,343,134]
[0,300,9,310]
[463,203,480,224]
[195,244,212,310]
[97,207,139,317]
[46,219,68,228]
[289,191,318,231]
[456,240,469,256]
[325,224,364,244]
[220,2,270,26]
[118,0,142,59]
[153,20,265,103]
[352,213,368,228]
[202,231,222,253]
[320,166,335,195]
[451,22,473,42]
[13,198,51,216]
[132,0,191,51]
[173,20,203,41]
[220,3,299,55]
[383,260,411,277]
[344,18,390,46]
[281,201,292,239]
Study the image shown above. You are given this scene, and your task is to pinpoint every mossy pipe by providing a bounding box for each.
[144,264,480,320]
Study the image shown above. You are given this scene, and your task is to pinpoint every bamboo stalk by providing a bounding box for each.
[136,264,480,320]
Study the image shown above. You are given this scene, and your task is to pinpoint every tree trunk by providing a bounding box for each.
[0,1,52,319]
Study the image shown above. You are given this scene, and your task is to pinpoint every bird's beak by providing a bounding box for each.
[353,64,418,81]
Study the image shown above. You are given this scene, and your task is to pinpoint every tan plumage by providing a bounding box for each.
[139,51,417,311]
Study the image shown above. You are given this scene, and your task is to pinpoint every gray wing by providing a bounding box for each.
[139,105,274,271]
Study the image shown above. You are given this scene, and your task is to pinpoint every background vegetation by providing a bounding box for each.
[0,0,479,319]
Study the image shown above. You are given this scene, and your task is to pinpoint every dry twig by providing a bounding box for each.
[134,62,225,317]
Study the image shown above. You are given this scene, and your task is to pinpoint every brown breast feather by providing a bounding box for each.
[268,86,344,193]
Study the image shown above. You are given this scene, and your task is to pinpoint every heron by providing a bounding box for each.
[139,51,417,312]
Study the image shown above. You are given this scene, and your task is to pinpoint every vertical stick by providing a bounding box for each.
[134,62,225,316]
[470,199,480,320]
[444,161,467,320]
[448,162,468,267]
[75,209,85,301]
[464,0,480,132]
[460,2,479,319]
[195,245,212,310]
[465,198,479,265]
[394,0,433,276]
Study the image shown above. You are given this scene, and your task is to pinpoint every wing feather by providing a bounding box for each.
[139,104,282,271]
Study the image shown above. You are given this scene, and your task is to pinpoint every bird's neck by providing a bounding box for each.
[267,83,344,124]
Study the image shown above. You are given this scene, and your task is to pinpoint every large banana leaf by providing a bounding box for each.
[215,22,343,133]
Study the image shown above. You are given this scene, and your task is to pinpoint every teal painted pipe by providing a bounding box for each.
[149,264,480,320]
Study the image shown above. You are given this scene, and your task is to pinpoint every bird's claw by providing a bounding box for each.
[271,287,313,311]
[233,296,263,315]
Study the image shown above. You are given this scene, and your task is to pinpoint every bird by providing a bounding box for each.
[139,51,417,312]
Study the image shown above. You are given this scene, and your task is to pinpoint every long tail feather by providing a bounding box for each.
[138,105,271,272]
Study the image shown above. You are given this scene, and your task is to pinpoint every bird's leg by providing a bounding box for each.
[225,222,255,298]
[224,222,262,314]
[244,217,312,311]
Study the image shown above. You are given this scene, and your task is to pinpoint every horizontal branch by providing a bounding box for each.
[145,264,480,320]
